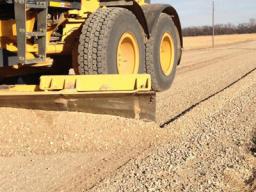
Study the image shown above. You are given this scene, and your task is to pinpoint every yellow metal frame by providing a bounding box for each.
[0,74,151,94]
[0,12,35,50]
[0,0,146,69]
[49,1,73,8]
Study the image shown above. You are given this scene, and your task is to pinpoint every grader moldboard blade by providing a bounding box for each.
[0,74,156,121]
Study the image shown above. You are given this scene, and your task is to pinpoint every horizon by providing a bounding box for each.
[152,0,256,27]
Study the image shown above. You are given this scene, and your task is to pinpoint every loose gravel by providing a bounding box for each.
[90,68,256,192]
[0,40,255,192]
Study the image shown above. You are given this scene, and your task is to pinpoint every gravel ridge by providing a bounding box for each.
[90,71,256,192]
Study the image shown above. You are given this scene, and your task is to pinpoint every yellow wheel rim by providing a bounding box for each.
[160,32,175,76]
[117,32,139,74]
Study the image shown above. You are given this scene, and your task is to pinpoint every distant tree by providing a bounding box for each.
[182,18,256,36]
[249,18,256,26]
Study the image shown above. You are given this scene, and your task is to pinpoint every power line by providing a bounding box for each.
[212,0,215,48]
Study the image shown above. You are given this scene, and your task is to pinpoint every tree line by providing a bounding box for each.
[182,18,256,36]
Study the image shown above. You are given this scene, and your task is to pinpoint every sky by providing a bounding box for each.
[152,0,256,27]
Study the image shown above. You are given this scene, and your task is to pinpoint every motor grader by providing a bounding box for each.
[0,0,182,120]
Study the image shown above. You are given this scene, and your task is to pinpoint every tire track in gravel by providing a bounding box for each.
[177,50,253,75]
[178,41,256,74]
[90,64,256,192]
[161,66,256,127]
[89,65,256,191]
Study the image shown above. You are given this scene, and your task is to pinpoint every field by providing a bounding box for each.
[184,33,256,49]
[0,34,256,192]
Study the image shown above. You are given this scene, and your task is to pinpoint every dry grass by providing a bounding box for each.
[183,33,256,50]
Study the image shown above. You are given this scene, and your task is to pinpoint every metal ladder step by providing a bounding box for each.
[23,58,46,65]
[26,1,48,9]
[14,0,48,65]
[26,31,46,38]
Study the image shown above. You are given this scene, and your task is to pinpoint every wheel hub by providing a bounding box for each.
[160,32,175,76]
[117,32,139,74]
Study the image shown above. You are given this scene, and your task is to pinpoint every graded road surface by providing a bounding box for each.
[0,40,256,192]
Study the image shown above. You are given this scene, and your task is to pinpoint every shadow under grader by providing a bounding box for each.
[250,135,256,157]
[0,54,72,84]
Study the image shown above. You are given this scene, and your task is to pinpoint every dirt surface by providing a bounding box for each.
[184,33,256,49]
[0,40,256,192]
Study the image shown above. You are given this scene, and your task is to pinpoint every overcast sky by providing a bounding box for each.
[152,0,256,27]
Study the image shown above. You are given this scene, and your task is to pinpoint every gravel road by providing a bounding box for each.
[0,41,255,192]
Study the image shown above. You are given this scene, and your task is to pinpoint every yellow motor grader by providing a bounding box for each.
[0,0,182,120]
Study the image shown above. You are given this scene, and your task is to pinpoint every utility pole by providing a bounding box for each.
[212,0,215,48]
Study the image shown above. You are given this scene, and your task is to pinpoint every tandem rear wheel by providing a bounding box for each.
[145,13,181,91]
[76,8,181,91]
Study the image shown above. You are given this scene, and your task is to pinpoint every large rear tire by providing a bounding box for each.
[77,8,145,75]
[145,13,181,91]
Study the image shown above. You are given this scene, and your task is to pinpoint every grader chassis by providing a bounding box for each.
[0,0,182,120]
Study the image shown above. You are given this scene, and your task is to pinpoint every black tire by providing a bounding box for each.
[145,13,181,91]
[77,7,145,74]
